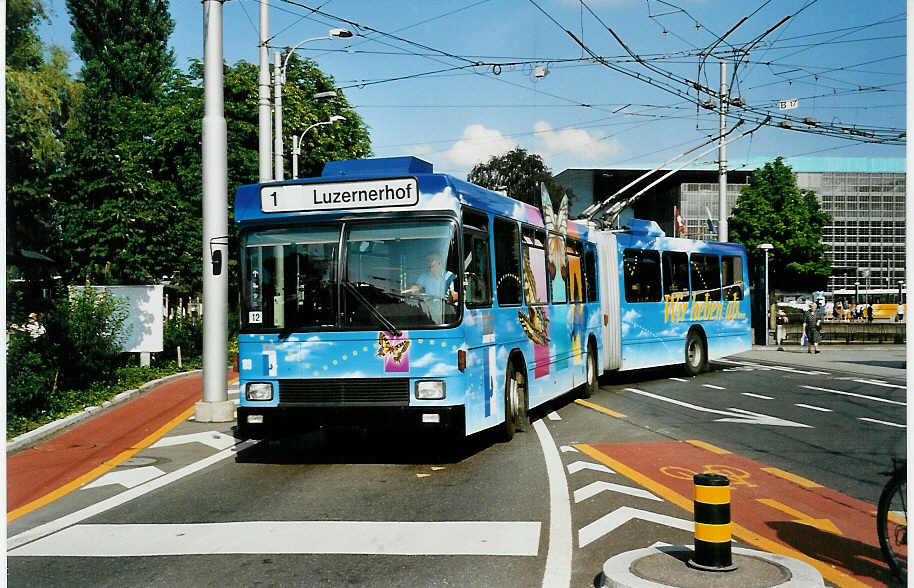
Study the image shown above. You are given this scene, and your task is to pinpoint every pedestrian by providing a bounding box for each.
[866,304,873,323]
[776,309,788,351]
[24,312,46,339]
[896,302,905,323]
[834,299,843,323]
[802,302,821,354]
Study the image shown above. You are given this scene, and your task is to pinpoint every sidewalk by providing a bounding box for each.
[736,343,906,380]
[6,369,236,515]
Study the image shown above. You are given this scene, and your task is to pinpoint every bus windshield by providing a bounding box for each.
[241,219,460,333]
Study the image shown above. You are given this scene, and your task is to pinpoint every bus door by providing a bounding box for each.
[461,210,498,435]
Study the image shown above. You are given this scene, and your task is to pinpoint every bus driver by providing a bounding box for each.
[403,252,458,303]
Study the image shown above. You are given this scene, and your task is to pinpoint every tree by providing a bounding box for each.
[729,157,831,292]
[54,0,180,286]
[467,147,575,210]
[6,0,46,71]
[6,0,80,274]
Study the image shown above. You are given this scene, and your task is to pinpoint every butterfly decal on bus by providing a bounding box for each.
[377,331,410,364]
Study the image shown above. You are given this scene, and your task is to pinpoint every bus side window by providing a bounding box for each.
[522,226,548,305]
[584,247,598,302]
[494,217,522,306]
[567,239,584,303]
[721,255,744,301]
[462,210,492,308]
[549,231,568,304]
[623,248,661,303]
[690,253,721,301]
[662,251,689,297]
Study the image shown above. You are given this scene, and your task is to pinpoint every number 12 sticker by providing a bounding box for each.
[249,311,263,324]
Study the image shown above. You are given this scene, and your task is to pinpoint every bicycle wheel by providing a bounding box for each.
[878,467,907,581]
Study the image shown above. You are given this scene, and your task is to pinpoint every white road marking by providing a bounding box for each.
[566,461,615,475]
[151,431,237,450]
[853,379,906,390]
[8,521,541,557]
[578,506,693,548]
[742,393,773,400]
[668,377,689,382]
[7,439,260,551]
[624,388,811,428]
[702,384,726,390]
[82,466,164,490]
[858,417,906,429]
[533,419,572,588]
[716,359,828,376]
[573,481,662,503]
[795,403,832,412]
[559,445,580,453]
[802,385,906,406]
[547,411,562,421]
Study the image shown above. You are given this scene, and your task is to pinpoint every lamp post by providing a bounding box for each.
[292,115,346,179]
[758,243,773,346]
[273,28,353,181]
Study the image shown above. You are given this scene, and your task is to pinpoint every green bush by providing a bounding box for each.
[159,315,203,364]
[6,333,59,417]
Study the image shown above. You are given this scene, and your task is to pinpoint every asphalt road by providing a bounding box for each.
[7,345,907,587]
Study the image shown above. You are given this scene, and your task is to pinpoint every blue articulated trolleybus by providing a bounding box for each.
[235,157,751,441]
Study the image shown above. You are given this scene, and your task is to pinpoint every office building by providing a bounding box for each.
[556,157,905,294]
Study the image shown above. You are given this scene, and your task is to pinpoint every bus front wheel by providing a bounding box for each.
[684,330,707,376]
[499,362,528,442]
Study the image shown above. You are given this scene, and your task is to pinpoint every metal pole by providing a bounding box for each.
[718,60,728,242]
[756,249,771,347]
[273,51,284,181]
[198,0,232,422]
[292,135,299,179]
[258,0,271,182]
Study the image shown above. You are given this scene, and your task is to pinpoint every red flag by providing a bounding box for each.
[674,206,687,236]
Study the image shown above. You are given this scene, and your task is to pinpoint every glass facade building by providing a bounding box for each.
[557,157,905,295]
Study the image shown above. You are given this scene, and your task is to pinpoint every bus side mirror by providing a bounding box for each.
[212,250,223,276]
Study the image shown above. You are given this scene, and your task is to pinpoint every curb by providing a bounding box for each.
[6,370,203,455]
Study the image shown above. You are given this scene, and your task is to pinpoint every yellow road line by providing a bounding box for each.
[8,375,239,522]
[574,443,868,588]
[761,466,822,488]
[686,439,732,455]
[575,399,626,418]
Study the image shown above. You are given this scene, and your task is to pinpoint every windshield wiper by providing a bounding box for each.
[341,280,401,336]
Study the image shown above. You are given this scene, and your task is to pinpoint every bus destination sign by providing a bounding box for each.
[261,178,419,213]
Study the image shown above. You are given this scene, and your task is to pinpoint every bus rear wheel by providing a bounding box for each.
[684,330,707,376]
[499,362,528,442]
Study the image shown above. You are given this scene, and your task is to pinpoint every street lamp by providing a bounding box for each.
[292,115,346,179]
[274,28,353,181]
[758,243,773,346]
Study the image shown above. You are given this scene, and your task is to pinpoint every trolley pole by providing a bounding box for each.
[197,0,233,422]
[258,0,271,182]
[718,60,728,242]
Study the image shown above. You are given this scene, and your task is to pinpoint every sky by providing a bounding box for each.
[38,0,906,179]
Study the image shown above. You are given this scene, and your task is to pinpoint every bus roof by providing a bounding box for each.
[234,156,592,239]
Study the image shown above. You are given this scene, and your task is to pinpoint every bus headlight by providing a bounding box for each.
[246,382,273,401]
[415,380,446,400]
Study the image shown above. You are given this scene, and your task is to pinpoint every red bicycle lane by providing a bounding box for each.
[7,369,236,520]
[576,440,893,588]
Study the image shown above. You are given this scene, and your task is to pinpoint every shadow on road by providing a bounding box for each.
[233,424,508,466]
[765,520,904,587]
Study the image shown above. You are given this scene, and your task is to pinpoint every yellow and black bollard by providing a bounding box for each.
[688,472,738,571]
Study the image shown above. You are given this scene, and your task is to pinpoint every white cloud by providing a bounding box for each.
[534,121,621,160]
[444,124,517,168]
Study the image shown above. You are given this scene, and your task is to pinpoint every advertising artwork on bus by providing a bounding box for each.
[233,157,751,442]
